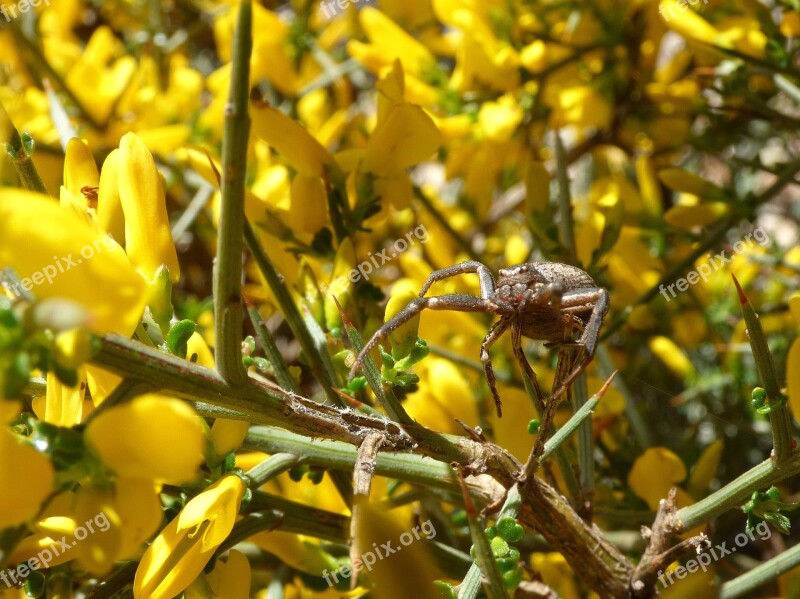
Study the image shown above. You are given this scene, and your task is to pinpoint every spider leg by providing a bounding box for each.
[418,261,496,300]
[511,323,545,415]
[549,288,610,401]
[480,317,511,417]
[349,294,499,380]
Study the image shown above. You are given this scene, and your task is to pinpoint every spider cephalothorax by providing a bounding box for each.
[348,260,609,417]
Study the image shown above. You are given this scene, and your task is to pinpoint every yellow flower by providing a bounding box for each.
[63,26,136,124]
[251,104,333,178]
[0,402,54,528]
[133,474,247,599]
[214,3,300,95]
[0,189,146,336]
[347,7,438,83]
[357,63,441,211]
[85,393,205,484]
[628,447,694,510]
[546,85,613,130]
[649,336,696,380]
[186,550,251,599]
[477,95,523,142]
[117,132,180,285]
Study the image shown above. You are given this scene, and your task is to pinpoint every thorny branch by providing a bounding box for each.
[93,333,637,597]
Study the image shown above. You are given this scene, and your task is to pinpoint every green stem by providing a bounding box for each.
[247,305,300,393]
[554,130,576,264]
[91,335,629,597]
[338,302,412,424]
[542,387,603,461]
[245,452,301,488]
[571,373,594,501]
[244,425,460,494]
[1,110,47,194]
[456,564,483,599]
[236,491,349,544]
[718,541,800,599]
[213,0,251,385]
[243,222,343,406]
[675,451,800,531]
[457,469,509,599]
[732,274,793,462]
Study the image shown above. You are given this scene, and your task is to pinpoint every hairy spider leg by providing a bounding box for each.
[418,261,497,299]
[548,287,610,402]
[510,323,545,415]
[480,317,511,417]
[348,294,500,381]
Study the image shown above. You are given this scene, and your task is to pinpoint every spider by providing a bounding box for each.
[348,261,609,417]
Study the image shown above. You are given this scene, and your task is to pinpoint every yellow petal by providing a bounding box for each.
[354,504,440,599]
[251,531,338,575]
[659,0,720,41]
[97,149,126,244]
[664,202,730,229]
[134,513,215,599]
[323,238,356,329]
[649,336,696,379]
[478,99,523,142]
[43,370,85,427]
[210,418,250,458]
[85,394,205,484]
[204,550,251,599]
[628,447,687,510]
[64,138,99,198]
[0,427,54,528]
[0,189,146,335]
[53,328,93,369]
[176,475,245,549]
[657,168,727,200]
[118,132,180,283]
[73,485,123,573]
[687,439,724,498]
[351,7,436,78]
[788,337,800,424]
[289,174,328,233]
[186,331,215,368]
[363,104,441,175]
[251,104,333,178]
[114,477,164,558]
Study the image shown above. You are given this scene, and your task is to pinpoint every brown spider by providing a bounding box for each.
[348,261,609,417]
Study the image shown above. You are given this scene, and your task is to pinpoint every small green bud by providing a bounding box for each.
[527,419,540,434]
[497,517,524,542]
[433,581,458,599]
[490,536,510,557]
[166,319,196,359]
[502,566,523,588]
